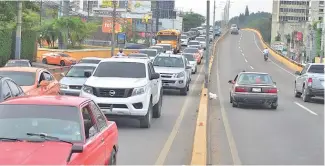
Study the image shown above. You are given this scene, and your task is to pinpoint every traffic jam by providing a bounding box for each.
[0,26,212,164]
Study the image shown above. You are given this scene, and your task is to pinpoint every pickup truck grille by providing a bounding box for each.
[160,73,173,78]
[94,88,133,98]
[69,85,82,90]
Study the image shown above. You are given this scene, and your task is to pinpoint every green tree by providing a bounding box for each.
[183,12,205,31]
[245,6,249,16]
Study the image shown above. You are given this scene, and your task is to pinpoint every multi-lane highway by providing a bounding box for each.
[208,30,324,165]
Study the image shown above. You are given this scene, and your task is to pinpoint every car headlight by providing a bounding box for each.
[60,84,68,89]
[132,86,146,96]
[176,72,185,78]
[82,85,93,94]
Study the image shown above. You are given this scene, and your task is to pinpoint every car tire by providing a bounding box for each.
[294,84,301,98]
[187,83,190,91]
[302,87,311,102]
[229,94,233,103]
[108,148,117,165]
[271,105,277,110]
[60,60,65,66]
[180,85,188,96]
[153,89,163,118]
[140,99,153,128]
[42,58,47,64]
[232,102,238,107]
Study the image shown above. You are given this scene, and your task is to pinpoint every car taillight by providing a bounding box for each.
[267,88,278,93]
[235,87,247,92]
[307,78,312,87]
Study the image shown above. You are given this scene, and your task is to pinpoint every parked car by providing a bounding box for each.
[138,49,158,61]
[42,52,77,66]
[78,57,104,64]
[0,76,25,101]
[294,63,324,102]
[228,71,278,109]
[153,53,191,95]
[0,67,60,95]
[60,63,98,96]
[0,95,118,165]
[5,59,32,67]
[182,53,197,74]
[80,58,163,128]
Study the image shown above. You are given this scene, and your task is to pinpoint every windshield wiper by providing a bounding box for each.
[0,137,23,142]
[26,132,73,145]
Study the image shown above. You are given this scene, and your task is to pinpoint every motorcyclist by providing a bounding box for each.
[117,48,125,56]
[263,47,269,59]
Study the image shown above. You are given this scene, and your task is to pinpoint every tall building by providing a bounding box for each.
[309,0,324,22]
[151,0,176,19]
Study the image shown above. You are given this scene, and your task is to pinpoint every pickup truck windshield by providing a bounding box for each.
[93,62,146,78]
[308,65,324,74]
[157,35,177,41]
[153,57,184,68]
[0,104,82,142]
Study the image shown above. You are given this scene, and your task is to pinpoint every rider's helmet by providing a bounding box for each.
[119,48,123,53]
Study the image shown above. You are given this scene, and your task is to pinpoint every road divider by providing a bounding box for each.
[243,28,304,72]
[191,31,229,165]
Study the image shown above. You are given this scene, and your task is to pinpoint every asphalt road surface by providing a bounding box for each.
[115,59,205,165]
[208,30,324,165]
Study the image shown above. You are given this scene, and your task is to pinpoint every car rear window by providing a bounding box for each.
[183,48,199,53]
[93,62,146,78]
[188,41,200,45]
[237,73,273,85]
[79,59,101,64]
[139,50,156,57]
[157,45,172,51]
[308,65,324,74]
[0,104,82,142]
[0,71,35,86]
[183,54,195,61]
[66,66,96,77]
[153,57,184,68]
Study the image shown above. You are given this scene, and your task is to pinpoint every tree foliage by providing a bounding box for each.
[230,11,272,43]
[183,12,205,31]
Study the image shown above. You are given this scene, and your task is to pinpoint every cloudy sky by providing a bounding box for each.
[175,0,273,21]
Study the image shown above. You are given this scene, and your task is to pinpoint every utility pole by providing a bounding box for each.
[58,0,69,49]
[155,1,159,33]
[212,0,216,38]
[87,0,90,21]
[204,0,210,88]
[110,1,117,57]
[40,0,42,25]
[15,0,22,59]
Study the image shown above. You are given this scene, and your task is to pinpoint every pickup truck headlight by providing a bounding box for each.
[132,86,146,96]
[82,85,93,94]
[60,84,68,89]
[176,72,185,78]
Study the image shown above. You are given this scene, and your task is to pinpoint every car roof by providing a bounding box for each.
[73,63,98,67]
[239,71,269,75]
[1,95,90,107]
[101,57,149,63]
[0,67,43,72]
[157,53,184,58]
[81,57,104,60]
[139,49,157,52]
[8,59,29,62]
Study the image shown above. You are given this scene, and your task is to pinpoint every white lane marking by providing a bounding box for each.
[216,46,242,165]
[154,59,205,165]
[244,59,248,62]
[239,46,241,49]
[250,66,254,69]
[240,49,243,53]
[252,32,295,77]
[294,102,318,116]
[242,53,245,56]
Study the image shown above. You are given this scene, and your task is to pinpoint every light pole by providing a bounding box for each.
[204,0,210,88]
[15,0,22,59]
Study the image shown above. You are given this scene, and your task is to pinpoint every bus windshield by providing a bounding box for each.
[157,35,177,41]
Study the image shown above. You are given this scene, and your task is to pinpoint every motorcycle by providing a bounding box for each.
[264,53,268,61]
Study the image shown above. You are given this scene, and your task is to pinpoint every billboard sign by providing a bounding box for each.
[129,0,151,13]
[117,33,126,44]
[102,17,132,33]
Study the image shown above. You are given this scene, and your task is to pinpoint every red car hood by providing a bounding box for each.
[0,141,72,165]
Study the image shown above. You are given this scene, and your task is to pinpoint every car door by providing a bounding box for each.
[1,80,12,101]
[47,53,56,64]
[148,62,159,104]
[42,71,59,95]
[81,104,105,165]
[6,80,24,97]
[296,64,309,91]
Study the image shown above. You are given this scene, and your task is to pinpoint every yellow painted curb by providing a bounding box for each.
[190,31,228,165]
[243,28,304,72]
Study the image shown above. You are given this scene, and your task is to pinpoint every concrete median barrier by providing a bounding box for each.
[190,30,229,165]
[243,28,304,72]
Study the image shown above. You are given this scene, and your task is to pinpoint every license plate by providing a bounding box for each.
[252,88,262,92]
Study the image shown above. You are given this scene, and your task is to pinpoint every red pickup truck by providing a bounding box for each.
[0,95,118,165]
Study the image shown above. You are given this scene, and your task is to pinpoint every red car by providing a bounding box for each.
[0,95,118,165]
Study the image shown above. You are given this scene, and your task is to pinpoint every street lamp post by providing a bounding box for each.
[204,0,210,88]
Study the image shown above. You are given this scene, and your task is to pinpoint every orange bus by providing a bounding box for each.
[156,29,181,53]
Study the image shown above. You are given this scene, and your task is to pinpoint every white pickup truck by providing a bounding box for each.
[80,58,163,128]
[294,63,324,102]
